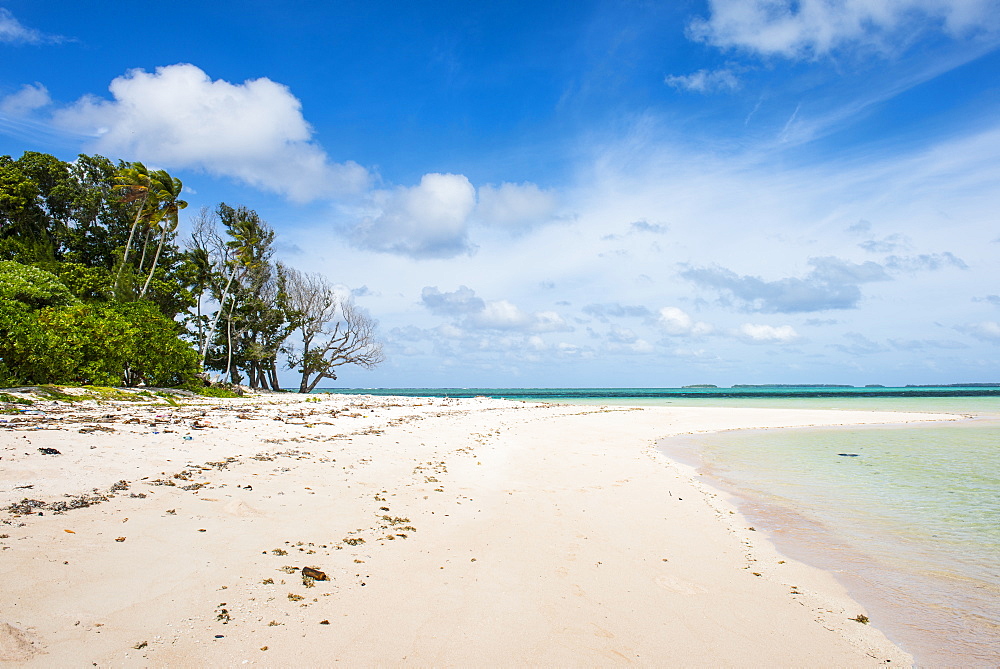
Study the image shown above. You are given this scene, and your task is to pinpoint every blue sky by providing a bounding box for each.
[2,0,999,388]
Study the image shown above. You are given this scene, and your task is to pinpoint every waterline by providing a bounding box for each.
[661,419,1000,665]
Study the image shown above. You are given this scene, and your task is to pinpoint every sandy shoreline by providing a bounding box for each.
[0,390,960,666]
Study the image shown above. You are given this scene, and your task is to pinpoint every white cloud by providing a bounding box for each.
[664,68,740,93]
[630,339,655,354]
[657,307,714,336]
[51,63,369,202]
[468,299,531,329]
[465,300,572,333]
[475,182,558,230]
[0,83,51,116]
[355,173,476,258]
[688,0,999,59]
[681,257,890,313]
[738,323,800,343]
[0,9,63,44]
[532,310,573,333]
[958,321,1000,342]
[422,285,485,315]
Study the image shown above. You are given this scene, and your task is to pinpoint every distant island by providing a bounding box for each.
[905,383,1000,388]
[681,384,718,388]
[731,384,854,388]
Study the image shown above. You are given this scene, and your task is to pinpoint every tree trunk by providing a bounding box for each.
[225,312,234,381]
[137,226,153,276]
[139,224,167,297]
[268,360,281,391]
[113,191,148,293]
[200,264,238,368]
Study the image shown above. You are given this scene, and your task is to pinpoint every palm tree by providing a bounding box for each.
[139,170,187,297]
[112,162,156,294]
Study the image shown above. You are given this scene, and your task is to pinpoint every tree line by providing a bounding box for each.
[0,151,383,392]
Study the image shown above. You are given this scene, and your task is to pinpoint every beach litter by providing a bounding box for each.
[38,448,61,455]
[302,566,328,581]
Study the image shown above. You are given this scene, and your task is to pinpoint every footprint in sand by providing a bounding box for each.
[224,499,264,517]
[654,575,707,595]
[0,622,40,661]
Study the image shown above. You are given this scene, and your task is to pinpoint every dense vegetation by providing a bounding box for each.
[0,151,382,391]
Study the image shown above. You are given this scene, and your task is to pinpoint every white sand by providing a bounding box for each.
[0,391,959,666]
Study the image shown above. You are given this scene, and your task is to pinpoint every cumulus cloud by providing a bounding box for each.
[737,323,799,343]
[466,300,571,332]
[657,307,714,336]
[0,9,64,44]
[474,182,558,230]
[51,63,369,202]
[421,285,486,316]
[421,285,572,333]
[606,325,639,344]
[0,83,51,116]
[681,256,890,313]
[688,0,998,59]
[355,173,476,258]
[665,68,741,93]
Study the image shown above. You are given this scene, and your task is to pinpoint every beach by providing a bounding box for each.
[0,390,961,666]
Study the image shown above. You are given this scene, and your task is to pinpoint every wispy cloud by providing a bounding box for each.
[0,83,51,116]
[884,252,968,272]
[665,67,740,93]
[0,9,66,45]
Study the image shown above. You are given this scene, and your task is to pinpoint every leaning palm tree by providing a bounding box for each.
[112,162,156,294]
[139,170,187,297]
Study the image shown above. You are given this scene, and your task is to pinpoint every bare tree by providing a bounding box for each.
[284,268,384,393]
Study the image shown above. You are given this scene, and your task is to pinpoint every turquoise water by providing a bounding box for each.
[665,420,1000,666]
[317,387,1000,662]
[314,386,1000,402]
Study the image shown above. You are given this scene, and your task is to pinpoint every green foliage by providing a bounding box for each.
[0,152,199,388]
[34,261,114,301]
[0,260,78,309]
[0,151,383,391]
[196,385,242,398]
[0,295,199,388]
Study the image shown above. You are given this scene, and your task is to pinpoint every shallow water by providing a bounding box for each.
[661,419,1000,666]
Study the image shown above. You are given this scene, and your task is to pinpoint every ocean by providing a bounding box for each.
[315,387,1000,664]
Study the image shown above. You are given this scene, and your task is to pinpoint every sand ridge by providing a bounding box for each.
[0,390,959,666]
